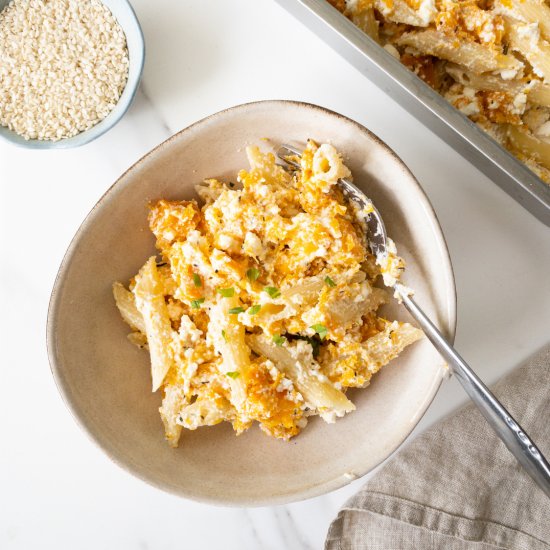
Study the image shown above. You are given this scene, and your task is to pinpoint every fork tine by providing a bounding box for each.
[277,144,301,168]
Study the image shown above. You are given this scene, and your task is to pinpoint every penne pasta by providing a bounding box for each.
[325,286,388,327]
[506,20,550,83]
[495,0,550,42]
[247,334,355,420]
[176,397,233,431]
[507,125,550,170]
[397,29,522,74]
[113,281,146,334]
[127,331,148,350]
[159,385,185,448]
[321,321,424,388]
[348,2,380,42]
[132,257,175,391]
[207,295,250,411]
[360,321,424,371]
[445,64,525,95]
[529,82,550,108]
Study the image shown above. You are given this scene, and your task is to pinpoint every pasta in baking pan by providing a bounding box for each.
[329,0,550,182]
[114,141,422,447]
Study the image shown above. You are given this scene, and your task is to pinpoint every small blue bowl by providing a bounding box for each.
[0,0,145,149]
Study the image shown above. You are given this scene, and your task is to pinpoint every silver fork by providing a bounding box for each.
[278,144,550,499]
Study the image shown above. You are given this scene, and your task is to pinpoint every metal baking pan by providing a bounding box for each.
[275,0,550,226]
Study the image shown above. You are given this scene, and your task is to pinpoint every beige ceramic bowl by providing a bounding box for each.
[47,100,456,506]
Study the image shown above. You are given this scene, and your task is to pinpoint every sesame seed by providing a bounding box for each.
[0,0,129,141]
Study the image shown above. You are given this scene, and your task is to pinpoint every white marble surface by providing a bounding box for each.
[1,1,549,548]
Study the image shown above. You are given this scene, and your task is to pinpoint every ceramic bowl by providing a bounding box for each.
[0,0,144,149]
[47,100,456,505]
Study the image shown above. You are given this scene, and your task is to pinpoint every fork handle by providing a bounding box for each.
[397,286,550,499]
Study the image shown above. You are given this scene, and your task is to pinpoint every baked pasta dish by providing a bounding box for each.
[328,0,550,182]
[113,141,422,447]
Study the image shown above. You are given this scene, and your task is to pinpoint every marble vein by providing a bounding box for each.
[138,80,174,138]
[272,506,315,550]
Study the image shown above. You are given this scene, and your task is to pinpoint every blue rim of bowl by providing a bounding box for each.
[0,0,145,149]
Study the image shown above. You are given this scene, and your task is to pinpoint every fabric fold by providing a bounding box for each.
[326,345,550,550]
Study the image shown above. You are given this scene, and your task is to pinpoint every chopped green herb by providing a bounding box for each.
[246,267,260,282]
[226,371,240,379]
[192,273,202,287]
[217,287,235,298]
[190,298,205,309]
[272,334,286,346]
[311,323,328,340]
[221,330,227,341]
[324,276,336,288]
[248,304,261,315]
[264,286,281,298]
[228,306,245,314]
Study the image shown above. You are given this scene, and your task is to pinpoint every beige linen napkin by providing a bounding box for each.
[326,345,550,550]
